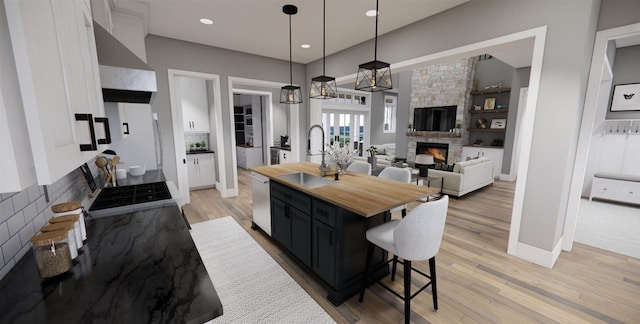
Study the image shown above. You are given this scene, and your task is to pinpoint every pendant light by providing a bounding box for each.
[309,0,337,99]
[280,4,303,104]
[355,0,392,92]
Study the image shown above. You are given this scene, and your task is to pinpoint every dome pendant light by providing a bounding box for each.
[355,0,392,92]
[280,5,303,104]
[310,0,337,99]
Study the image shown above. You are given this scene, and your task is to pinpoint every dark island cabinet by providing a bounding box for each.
[270,181,388,305]
[271,182,312,267]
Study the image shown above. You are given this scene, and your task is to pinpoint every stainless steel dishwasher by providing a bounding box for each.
[250,172,271,236]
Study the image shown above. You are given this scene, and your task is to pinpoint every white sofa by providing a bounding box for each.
[426,157,494,197]
[353,143,396,167]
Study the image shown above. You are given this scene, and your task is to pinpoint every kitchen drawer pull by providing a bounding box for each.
[123,122,129,135]
[317,208,328,217]
[94,117,111,144]
[75,113,97,151]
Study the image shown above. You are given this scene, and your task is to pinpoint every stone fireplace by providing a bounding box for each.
[416,142,449,164]
[406,57,476,164]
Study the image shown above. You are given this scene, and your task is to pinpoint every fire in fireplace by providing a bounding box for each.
[416,142,449,164]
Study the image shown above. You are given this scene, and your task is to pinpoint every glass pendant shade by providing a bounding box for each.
[355,60,392,92]
[280,85,303,104]
[310,75,337,99]
[280,4,303,104]
[310,0,336,99]
[355,0,392,92]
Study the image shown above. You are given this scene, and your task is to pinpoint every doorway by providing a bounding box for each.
[168,69,223,205]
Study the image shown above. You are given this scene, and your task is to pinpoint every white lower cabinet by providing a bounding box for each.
[461,146,503,178]
[237,146,263,169]
[4,0,106,187]
[278,149,291,164]
[187,153,216,190]
[590,176,640,205]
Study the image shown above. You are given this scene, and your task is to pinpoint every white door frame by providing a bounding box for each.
[562,22,640,251]
[232,89,273,166]
[168,69,223,205]
[332,26,547,263]
[227,77,299,195]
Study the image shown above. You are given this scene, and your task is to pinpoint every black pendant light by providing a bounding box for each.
[280,4,303,104]
[355,0,392,92]
[309,0,337,99]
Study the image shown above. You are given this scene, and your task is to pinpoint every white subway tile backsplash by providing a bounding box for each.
[33,214,46,232]
[22,202,37,224]
[0,199,14,223]
[15,244,30,262]
[0,223,9,245]
[7,211,25,236]
[27,185,40,202]
[0,164,91,280]
[1,234,21,263]
[0,260,15,280]
[36,196,47,214]
[11,190,29,212]
[18,222,35,247]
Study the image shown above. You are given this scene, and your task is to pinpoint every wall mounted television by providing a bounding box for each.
[413,105,457,131]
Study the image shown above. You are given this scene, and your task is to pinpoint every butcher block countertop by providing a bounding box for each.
[251,162,437,217]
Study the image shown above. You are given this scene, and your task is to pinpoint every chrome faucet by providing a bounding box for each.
[308,124,328,176]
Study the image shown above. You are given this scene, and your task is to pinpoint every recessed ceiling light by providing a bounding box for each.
[301,44,311,49]
[365,10,378,17]
[199,18,213,25]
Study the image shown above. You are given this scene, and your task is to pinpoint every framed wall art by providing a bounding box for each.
[611,83,640,111]
[483,97,496,110]
[490,118,506,129]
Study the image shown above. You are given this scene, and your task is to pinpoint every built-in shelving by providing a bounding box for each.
[470,87,511,95]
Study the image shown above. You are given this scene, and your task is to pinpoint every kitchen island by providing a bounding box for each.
[0,205,222,323]
[251,162,437,305]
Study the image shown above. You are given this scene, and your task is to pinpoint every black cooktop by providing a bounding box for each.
[89,182,171,211]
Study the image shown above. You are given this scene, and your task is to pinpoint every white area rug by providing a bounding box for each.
[191,216,335,323]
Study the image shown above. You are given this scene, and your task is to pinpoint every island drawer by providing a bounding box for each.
[313,199,336,227]
[271,181,311,214]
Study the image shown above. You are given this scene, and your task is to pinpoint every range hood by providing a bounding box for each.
[93,22,157,104]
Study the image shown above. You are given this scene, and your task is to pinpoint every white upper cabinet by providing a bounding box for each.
[180,76,210,133]
[0,0,36,193]
[4,0,106,185]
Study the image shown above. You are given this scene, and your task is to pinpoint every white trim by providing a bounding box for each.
[563,22,640,252]
[506,28,546,258]
[168,69,224,204]
[514,238,563,269]
[325,26,550,265]
[226,77,293,196]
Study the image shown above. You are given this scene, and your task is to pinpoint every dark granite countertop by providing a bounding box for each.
[187,150,215,155]
[0,205,222,323]
[116,169,166,187]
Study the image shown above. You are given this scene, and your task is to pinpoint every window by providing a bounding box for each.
[383,95,396,133]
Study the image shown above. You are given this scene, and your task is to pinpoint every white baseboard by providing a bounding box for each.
[514,238,563,268]
[219,185,238,198]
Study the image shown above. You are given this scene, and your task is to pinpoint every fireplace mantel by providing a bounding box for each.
[406,131,461,138]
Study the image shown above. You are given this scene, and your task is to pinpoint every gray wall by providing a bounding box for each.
[597,0,640,30]
[503,67,531,174]
[606,45,640,119]
[369,91,397,145]
[145,35,306,191]
[305,0,601,252]
[475,57,513,89]
[395,71,413,159]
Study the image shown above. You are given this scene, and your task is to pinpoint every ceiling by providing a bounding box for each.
[142,0,470,64]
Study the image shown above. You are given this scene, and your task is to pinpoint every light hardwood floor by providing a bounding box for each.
[183,168,640,323]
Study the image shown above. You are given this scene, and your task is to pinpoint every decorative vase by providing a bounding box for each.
[367,156,377,169]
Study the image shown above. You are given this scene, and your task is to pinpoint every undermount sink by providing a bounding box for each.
[278,172,336,189]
